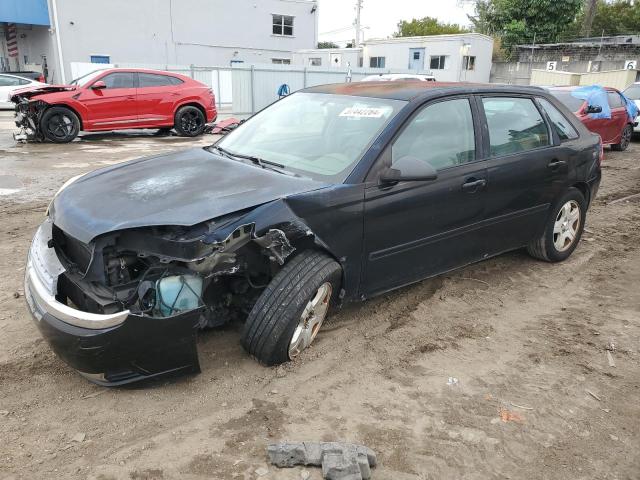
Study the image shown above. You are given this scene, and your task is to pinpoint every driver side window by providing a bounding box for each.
[99,72,135,89]
[392,98,476,170]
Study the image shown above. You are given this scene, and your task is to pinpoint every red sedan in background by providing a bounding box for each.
[12,68,216,143]
[547,86,634,151]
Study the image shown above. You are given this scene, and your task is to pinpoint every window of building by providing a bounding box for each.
[273,15,294,36]
[413,51,421,60]
[272,58,291,65]
[90,55,111,64]
[392,98,476,170]
[430,55,447,70]
[463,56,476,71]
[99,72,135,89]
[370,57,386,68]
[482,97,550,157]
[138,73,182,87]
[537,98,578,141]
[309,58,322,67]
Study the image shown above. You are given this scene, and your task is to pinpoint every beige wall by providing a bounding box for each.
[579,69,639,90]
[530,70,581,86]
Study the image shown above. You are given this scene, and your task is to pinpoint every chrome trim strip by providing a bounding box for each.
[25,261,129,329]
[26,220,129,330]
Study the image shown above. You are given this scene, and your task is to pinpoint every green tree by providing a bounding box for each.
[469,0,582,57]
[317,41,340,49]
[583,0,640,36]
[395,17,470,37]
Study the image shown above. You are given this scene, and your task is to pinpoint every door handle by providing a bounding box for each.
[126,96,136,100]
[461,178,487,192]
[547,160,567,169]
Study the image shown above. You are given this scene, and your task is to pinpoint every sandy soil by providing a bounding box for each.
[0,111,638,480]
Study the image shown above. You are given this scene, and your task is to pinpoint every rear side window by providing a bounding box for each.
[537,98,579,141]
[0,76,22,86]
[549,91,585,113]
[392,98,475,170]
[482,97,550,157]
[138,73,182,88]
[607,91,624,109]
[624,85,640,100]
[100,72,135,89]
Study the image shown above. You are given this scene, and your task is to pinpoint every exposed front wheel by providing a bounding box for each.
[612,124,633,151]
[40,107,80,143]
[241,251,342,366]
[174,106,206,137]
[527,188,587,262]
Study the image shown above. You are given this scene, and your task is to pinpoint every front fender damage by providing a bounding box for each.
[50,199,327,384]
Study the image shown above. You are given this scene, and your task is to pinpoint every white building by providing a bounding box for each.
[363,34,494,82]
[292,33,494,83]
[1,0,318,83]
[292,48,362,69]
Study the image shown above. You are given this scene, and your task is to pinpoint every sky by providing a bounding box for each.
[317,0,476,45]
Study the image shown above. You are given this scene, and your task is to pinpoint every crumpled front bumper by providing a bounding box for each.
[24,219,202,386]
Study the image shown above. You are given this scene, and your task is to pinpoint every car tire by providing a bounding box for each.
[40,107,80,143]
[174,106,206,137]
[527,188,587,262]
[241,250,342,366]
[612,124,633,151]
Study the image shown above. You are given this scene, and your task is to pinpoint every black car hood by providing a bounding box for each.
[50,148,329,243]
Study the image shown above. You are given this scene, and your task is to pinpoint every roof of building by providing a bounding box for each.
[363,33,494,45]
[303,81,543,101]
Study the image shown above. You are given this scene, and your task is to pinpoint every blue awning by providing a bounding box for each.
[0,0,50,27]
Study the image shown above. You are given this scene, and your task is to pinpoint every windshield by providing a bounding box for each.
[216,92,406,182]
[623,85,640,100]
[549,90,586,113]
[69,70,107,86]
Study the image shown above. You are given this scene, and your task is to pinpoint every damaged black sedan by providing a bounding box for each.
[25,83,601,385]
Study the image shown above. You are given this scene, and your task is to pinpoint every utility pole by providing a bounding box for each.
[354,0,363,48]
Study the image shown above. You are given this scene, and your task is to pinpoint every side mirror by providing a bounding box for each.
[586,105,602,114]
[380,156,438,183]
[91,81,107,90]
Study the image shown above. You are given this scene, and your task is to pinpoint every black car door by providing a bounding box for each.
[361,96,488,297]
[477,95,571,255]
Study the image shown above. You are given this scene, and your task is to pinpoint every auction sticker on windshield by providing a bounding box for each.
[339,107,387,118]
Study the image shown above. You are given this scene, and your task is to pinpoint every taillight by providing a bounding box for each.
[37,74,45,83]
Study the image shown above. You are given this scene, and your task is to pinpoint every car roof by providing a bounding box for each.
[303,81,546,101]
[546,85,619,93]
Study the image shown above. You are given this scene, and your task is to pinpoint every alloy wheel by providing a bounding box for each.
[288,282,332,359]
[47,114,74,140]
[553,200,581,252]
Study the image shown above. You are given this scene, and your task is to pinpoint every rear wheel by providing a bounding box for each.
[40,107,80,143]
[241,251,342,366]
[174,106,206,137]
[612,124,632,151]
[527,188,586,262]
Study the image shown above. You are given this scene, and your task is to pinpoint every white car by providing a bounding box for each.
[360,73,436,83]
[622,82,640,132]
[0,74,47,109]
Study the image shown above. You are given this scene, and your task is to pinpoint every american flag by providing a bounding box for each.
[6,23,18,58]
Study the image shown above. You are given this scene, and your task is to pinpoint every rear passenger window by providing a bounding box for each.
[138,73,182,88]
[482,97,550,157]
[607,91,623,109]
[537,98,579,141]
[392,98,475,170]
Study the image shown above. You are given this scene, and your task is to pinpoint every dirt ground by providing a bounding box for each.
[0,110,638,480]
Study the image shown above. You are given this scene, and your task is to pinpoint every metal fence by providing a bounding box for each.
[70,61,433,117]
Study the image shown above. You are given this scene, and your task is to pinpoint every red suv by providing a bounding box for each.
[12,68,216,143]
[547,86,633,151]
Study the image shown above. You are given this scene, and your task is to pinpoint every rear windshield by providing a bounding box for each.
[549,91,585,113]
[624,85,640,100]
